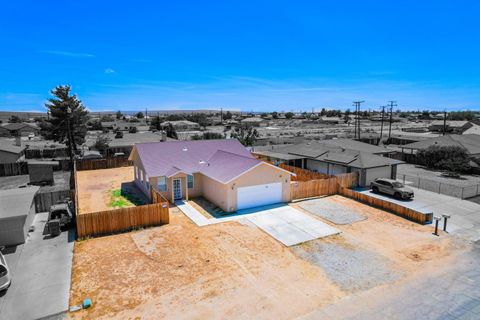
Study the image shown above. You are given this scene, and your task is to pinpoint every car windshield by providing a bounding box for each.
[392,182,404,188]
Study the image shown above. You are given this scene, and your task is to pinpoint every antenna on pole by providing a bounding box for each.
[353,101,365,140]
[387,100,397,143]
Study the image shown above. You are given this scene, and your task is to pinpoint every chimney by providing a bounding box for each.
[14,136,21,146]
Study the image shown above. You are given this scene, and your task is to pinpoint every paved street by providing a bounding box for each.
[0,212,74,320]
[358,186,480,241]
[302,239,480,320]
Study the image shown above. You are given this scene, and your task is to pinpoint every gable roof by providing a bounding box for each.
[402,134,480,155]
[0,186,39,219]
[131,139,290,183]
[257,141,402,169]
[2,123,39,131]
[0,139,25,154]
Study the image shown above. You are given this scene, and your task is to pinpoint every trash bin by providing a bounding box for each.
[48,219,61,237]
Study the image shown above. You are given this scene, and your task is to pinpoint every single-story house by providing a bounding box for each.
[401,134,480,158]
[240,117,269,127]
[101,120,149,132]
[0,139,25,163]
[428,121,473,134]
[0,123,40,137]
[160,120,201,131]
[252,140,402,187]
[0,186,39,246]
[129,139,294,212]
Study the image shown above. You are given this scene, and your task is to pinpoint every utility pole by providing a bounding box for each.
[220,108,223,124]
[443,110,447,136]
[387,100,397,143]
[353,101,364,140]
[66,106,74,168]
[378,106,385,146]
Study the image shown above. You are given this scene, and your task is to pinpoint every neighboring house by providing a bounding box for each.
[428,121,473,134]
[0,123,40,137]
[315,138,393,155]
[0,186,39,246]
[101,120,149,132]
[400,134,480,158]
[160,120,201,131]
[252,140,402,187]
[240,117,269,127]
[129,139,293,212]
[85,131,171,156]
[0,139,25,163]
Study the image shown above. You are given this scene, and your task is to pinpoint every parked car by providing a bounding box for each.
[43,200,74,237]
[0,248,11,292]
[371,178,414,200]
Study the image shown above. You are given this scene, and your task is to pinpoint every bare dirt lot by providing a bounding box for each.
[69,196,463,319]
[76,167,148,214]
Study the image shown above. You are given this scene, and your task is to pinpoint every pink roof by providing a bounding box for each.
[134,139,261,183]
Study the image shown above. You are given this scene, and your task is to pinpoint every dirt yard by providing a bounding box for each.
[69,196,463,319]
[76,167,148,214]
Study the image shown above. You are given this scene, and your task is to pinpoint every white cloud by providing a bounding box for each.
[40,50,95,58]
[104,68,115,74]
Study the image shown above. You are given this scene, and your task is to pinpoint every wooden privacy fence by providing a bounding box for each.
[76,202,169,238]
[279,163,331,181]
[34,189,74,213]
[338,187,433,225]
[336,172,358,188]
[151,188,169,204]
[291,177,339,200]
[0,162,29,177]
[75,156,132,171]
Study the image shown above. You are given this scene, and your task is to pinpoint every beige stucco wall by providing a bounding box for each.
[223,163,291,212]
[150,172,202,203]
[201,174,230,211]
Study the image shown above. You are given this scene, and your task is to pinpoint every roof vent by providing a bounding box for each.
[183,147,188,151]
[199,160,205,164]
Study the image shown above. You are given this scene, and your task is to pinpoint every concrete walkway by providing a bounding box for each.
[175,201,340,246]
[0,212,74,320]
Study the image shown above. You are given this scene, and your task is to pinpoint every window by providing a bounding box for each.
[145,174,149,190]
[157,176,167,192]
[187,174,194,189]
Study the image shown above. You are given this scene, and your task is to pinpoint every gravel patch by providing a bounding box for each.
[292,240,401,292]
[299,198,366,225]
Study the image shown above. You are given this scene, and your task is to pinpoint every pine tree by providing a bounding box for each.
[41,85,89,161]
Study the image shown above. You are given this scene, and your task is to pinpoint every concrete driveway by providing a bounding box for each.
[177,201,340,246]
[358,186,480,240]
[0,212,74,320]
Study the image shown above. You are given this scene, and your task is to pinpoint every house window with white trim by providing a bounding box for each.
[145,174,149,190]
[187,174,194,189]
[157,176,167,192]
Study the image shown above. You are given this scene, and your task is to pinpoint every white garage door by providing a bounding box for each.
[237,182,283,210]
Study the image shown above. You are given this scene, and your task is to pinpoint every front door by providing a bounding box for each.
[173,179,182,200]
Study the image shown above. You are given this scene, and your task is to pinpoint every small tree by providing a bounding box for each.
[165,123,178,139]
[231,125,259,146]
[224,111,232,120]
[93,134,110,155]
[417,145,471,173]
[9,115,23,123]
[136,111,144,119]
[285,112,294,119]
[271,111,278,119]
[116,110,123,120]
[41,85,89,162]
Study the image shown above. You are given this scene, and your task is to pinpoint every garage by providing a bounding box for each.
[237,182,283,210]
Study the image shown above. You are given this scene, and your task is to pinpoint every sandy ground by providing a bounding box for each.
[69,208,342,320]
[69,196,461,319]
[76,167,139,214]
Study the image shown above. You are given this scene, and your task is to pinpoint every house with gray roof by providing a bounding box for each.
[129,139,293,212]
[252,139,402,187]
[0,186,39,246]
[401,134,480,158]
[0,139,25,163]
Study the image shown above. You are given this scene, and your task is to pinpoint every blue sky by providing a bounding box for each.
[1,0,480,112]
